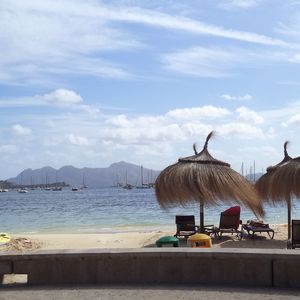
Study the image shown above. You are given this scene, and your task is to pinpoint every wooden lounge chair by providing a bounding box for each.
[174,215,200,239]
[213,206,242,239]
[288,219,300,249]
[242,221,274,239]
[174,215,216,239]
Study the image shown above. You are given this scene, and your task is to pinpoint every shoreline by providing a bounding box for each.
[4,222,289,235]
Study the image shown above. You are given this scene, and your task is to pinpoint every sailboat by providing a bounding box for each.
[123,170,133,189]
[52,171,62,191]
[82,174,88,189]
[44,174,51,191]
[136,165,150,189]
[18,173,28,193]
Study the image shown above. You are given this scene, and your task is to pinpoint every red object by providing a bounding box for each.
[223,206,241,229]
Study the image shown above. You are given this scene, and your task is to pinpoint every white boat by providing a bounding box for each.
[135,165,151,189]
[71,187,79,191]
[52,186,62,191]
[82,175,88,189]
[122,170,133,189]
[18,189,28,193]
[123,183,133,190]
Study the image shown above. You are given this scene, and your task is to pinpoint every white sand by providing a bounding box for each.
[0,224,289,252]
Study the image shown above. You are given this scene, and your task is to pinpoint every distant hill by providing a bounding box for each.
[7,161,160,188]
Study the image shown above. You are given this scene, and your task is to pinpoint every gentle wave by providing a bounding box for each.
[0,187,298,234]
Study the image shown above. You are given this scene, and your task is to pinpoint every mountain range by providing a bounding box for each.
[7,161,160,188]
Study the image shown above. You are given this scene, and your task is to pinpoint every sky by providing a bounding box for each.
[1,0,300,179]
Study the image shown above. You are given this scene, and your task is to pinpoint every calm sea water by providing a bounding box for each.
[0,188,299,234]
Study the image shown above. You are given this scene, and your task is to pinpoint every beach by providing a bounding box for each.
[1,224,289,252]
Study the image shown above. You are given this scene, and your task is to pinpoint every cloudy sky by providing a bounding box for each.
[1,0,300,179]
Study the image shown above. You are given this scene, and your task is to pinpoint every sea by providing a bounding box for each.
[0,187,299,234]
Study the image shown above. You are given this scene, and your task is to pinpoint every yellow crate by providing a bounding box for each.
[187,233,212,248]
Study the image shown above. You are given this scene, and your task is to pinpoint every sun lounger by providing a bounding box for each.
[174,215,199,239]
[288,219,300,249]
[242,220,274,239]
[213,206,242,239]
[174,215,217,238]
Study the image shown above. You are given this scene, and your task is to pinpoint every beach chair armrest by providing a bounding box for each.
[204,224,214,228]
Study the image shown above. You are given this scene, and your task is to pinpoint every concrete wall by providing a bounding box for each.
[0,248,300,287]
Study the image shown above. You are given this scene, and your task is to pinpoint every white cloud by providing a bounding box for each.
[0,144,18,154]
[101,3,293,47]
[282,113,300,127]
[0,90,101,116]
[3,96,300,178]
[104,117,184,145]
[279,81,300,86]
[236,107,264,124]
[39,89,83,105]
[0,0,297,86]
[162,46,284,77]
[0,0,137,85]
[166,106,231,120]
[102,105,267,146]
[4,0,290,47]
[105,114,131,127]
[221,94,252,101]
[217,122,265,139]
[162,47,243,77]
[66,134,90,146]
[288,53,300,63]
[276,13,300,40]
[219,0,263,9]
[11,124,32,136]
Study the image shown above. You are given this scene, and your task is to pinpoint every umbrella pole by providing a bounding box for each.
[288,195,291,240]
[199,199,204,233]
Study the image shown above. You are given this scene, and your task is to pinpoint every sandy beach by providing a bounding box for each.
[0,224,290,252]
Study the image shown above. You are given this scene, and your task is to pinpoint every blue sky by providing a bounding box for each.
[1,0,300,179]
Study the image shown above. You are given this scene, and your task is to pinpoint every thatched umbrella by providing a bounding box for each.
[255,142,293,238]
[155,131,264,233]
[265,143,300,240]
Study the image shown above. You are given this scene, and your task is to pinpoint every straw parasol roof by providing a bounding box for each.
[255,141,292,202]
[255,141,293,239]
[155,131,264,232]
[270,156,300,202]
[268,148,300,240]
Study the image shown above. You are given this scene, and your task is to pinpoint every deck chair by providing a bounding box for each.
[289,220,300,249]
[214,206,242,240]
[174,215,199,239]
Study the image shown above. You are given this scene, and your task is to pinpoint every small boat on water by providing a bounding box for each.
[52,186,63,191]
[135,165,151,189]
[71,187,79,191]
[18,188,28,193]
[123,183,133,190]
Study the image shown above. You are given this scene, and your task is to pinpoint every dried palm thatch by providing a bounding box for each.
[255,141,292,202]
[155,131,264,232]
[255,141,293,239]
[270,156,300,201]
[269,152,300,239]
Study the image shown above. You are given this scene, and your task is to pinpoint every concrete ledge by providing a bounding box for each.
[0,261,12,274]
[1,248,300,287]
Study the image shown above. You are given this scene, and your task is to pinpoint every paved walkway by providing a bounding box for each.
[0,285,300,300]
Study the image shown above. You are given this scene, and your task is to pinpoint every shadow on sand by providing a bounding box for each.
[142,234,287,249]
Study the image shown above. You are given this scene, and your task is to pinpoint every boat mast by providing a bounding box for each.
[141,165,144,186]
